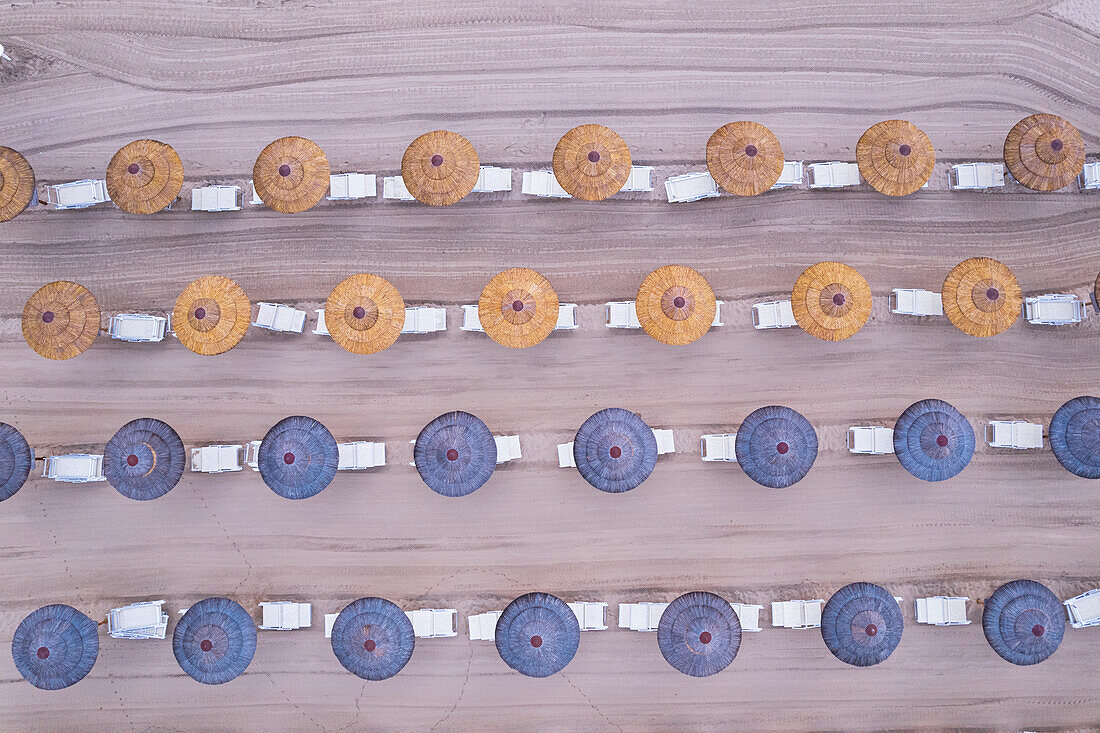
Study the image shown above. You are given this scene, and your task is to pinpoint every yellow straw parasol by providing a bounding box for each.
[635,265,717,346]
[173,276,251,355]
[106,139,184,214]
[0,147,35,223]
[706,122,785,196]
[942,257,1022,337]
[253,136,330,213]
[552,124,631,201]
[324,274,405,355]
[856,120,935,196]
[1003,114,1084,192]
[401,131,480,207]
[477,268,559,349]
[791,262,872,341]
[22,281,100,360]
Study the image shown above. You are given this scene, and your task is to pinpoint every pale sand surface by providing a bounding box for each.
[0,1,1099,731]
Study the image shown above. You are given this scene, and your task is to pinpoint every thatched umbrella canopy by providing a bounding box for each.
[706,122,784,196]
[172,597,257,685]
[983,580,1064,666]
[414,411,496,497]
[324,274,405,355]
[258,416,339,500]
[1003,114,1084,192]
[104,418,185,501]
[735,406,818,489]
[791,262,872,341]
[552,124,631,201]
[22,281,100,360]
[0,422,34,502]
[478,268,559,349]
[106,139,184,214]
[0,146,36,223]
[331,597,415,681]
[573,408,658,494]
[636,265,717,346]
[495,592,579,678]
[893,399,974,482]
[1094,272,1099,314]
[253,136,330,213]
[657,592,741,677]
[12,604,98,690]
[1049,395,1100,479]
[401,130,480,207]
[173,275,251,356]
[856,120,935,196]
[821,583,904,667]
[942,257,1022,338]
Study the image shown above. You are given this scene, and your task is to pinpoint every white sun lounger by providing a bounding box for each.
[771,599,825,629]
[619,166,654,193]
[664,172,720,203]
[462,304,578,332]
[652,429,675,455]
[1081,162,1100,191]
[108,313,169,343]
[312,309,329,335]
[985,421,1043,449]
[951,163,1006,190]
[700,433,737,462]
[1064,589,1100,628]
[890,288,944,316]
[382,176,416,201]
[568,602,609,631]
[191,185,241,212]
[494,435,522,463]
[43,454,106,483]
[521,170,571,198]
[607,300,722,329]
[808,162,860,188]
[337,441,386,470]
[253,302,307,333]
[467,611,503,641]
[471,166,513,193]
[406,608,459,638]
[327,172,376,200]
[557,442,576,468]
[259,602,312,630]
[0,43,10,61]
[772,161,805,188]
[752,300,797,329]
[248,181,263,205]
[245,441,261,471]
[915,596,970,626]
[730,603,764,632]
[107,601,168,639]
[1025,294,1085,325]
[847,426,895,455]
[44,179,110,210]
[324,613,338,638]
[190,445,244,473]
[618,602,669,632]
[402,306,447,334]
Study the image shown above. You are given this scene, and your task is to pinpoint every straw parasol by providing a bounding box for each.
[0,422,33,502]
[735,406,818,489]
[1003,114,1085,192]
[573,408,658,493]
[252,136,330,213]
[104,418,185,501]
[706,122,785,196]
[1048,396,1100,479]
[657,592,742,677]
[106,139,184,214]
[0,146,36,223]
[401,130,480,206]
[173,275,250,356]
[172,597,257,685]
[1094,272,1099,314]
[257,416,339,500]
[552,124,631,201]
[942,257,1022,338]
[856,120,935,196]
[495,592,580,678]
[477,268,559,349]
[791,262,872,341]
[635,265,717,346]
[22,281,100,360]
[821,583,904,667]
[12,604,98,690]
[893,399,974,482]
[324,274,405,355]
[414,411,497,497]
[330,597,415,681]
[983,580,1064,666]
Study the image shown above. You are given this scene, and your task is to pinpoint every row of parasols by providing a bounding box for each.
[2,397,1098,505]
[12,579,1072,691]
[23,257,1091,361]
[0,113,1088,222]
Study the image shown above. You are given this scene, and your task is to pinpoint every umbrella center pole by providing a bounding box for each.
[936,435,949,447]
[530,635,543,648]
[283,452,296,465]
[744,144,758,157]
[609,446,622,459]
[200,639,213,652]
[278,164,291,177]
[1032,624,1045,637]
[363,639,377,652]
[776,442,789,455]
[446,449,459,462]
[430,154,444,167]
[36,646,49,659]
[127,454,139,467]
[898,144,911,156]
[698,631,712,644]
[1050,139,1063,152]
[127,163,141,175]
[865,624,878,637]
[41,311,55,323]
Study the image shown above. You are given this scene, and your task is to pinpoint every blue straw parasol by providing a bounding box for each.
[495,592,580,677]
[573,408,658,493]
[104,417,185,501]
[0,422,34,501]
[983,579,1064,666]
[657,591,742,677]
[258,416,339,500]
[12,604,98,690]
[414,411,496,497]
[821,583,904,667]
[893,399,974,481]
[331,597,415,680]
[1049,395,1100,479]
[735,406,818,488]
[172,597,257,684]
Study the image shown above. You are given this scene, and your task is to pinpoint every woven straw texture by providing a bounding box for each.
[0,422,33,502]
[173,275,250,356]
[414,411,497,497]
[706,122,784,196]
[791,261,872,341]
[478,268,559,348]
[0,146,36,223]
[104,418,185,501]
[1049,396,1100,479]
[325,274,405,355]
[821,582,904,667]
[106,139,183,214]
[401,130,480,206]
[657,591,741,677]
[855,120,935,196]
[172,597,257,685]
[635,265,717,346]
[982,580,1064,666]
[495,592,579,678]
[942,257,1021,338]
[573,407,658,493]
[1003,114,1084,191]
[12,604,98,690]
[331,597,415,681]
[22,281,100,360]
[253,136,330,213]
[893,399,974,481]
[735,406,818,489]
[552,124,631,201]
[257,416,340,500]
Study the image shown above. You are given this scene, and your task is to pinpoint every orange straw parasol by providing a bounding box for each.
[22,281,100,360]
[635,265,717,346]
[401,131,480,206]
[855,120,935,196]
[0,147,35,223]
[477,268,559,349]
[552,125,631,201]
[253,136,330,213]
[1003,114,1085,191]
[324,274,405,355]
[106,139,184,214]
[791,262,872,341]
[173,276,251,355]
[942,257,1022,337]
[706,122,784,196]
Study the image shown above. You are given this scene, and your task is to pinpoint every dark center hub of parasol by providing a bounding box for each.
[512,300,524,312]
[609,446,622,459]
[41,311,55,323]
[352,306,366,319]
[744,144,758,157]
[200,639,213,652]
[1032,624,1045,637]
[364,639,376,652]
[587,151,600,163]
[986,288,999,301]
[832,293,846,306]
[936,435,949,447]
[278,164,291,177]
[1050,139,1063,152]
[673,296,686,309]
[194,307,206,320]
[430,154,444,167]
[127,163,140,175]
[127,454,139,467]
[36,647,49,660]
[699,631,712,644]
[446,449,459,462]
[530,635,543,648]
[776,442,789,455]
[283,452,295,465]
[865,624,878,637]
[899,144,912,156]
